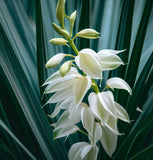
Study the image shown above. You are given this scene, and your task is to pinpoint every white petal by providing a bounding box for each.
[55,109,81,130]
[115,102,130,123]
[44,79,73,94]
[98,91,116,117]
[88,92,109,125]
[83,146,99,160]
[81,145,93,159]
[75,49,102,79]
[106,77,132,95]
[97,52,123,71]
[73,76,91,105]
[81,107,94,136]
[43,67,79,86]
[100,126,118,157]
[97,49,126,55]
[68,105,82,124]
[46,86,73,104]
[92,122,102,145]
[53,125,79,139]
[68,142,89,160]
[105,115,119,135]
[50,96,74,118]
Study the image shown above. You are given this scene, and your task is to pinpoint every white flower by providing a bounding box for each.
[75,49,124,79]
[88,91,130,133]
[106,77,132,95]
[88,90,130,156]
[75,49,102,79]
[43,67,92,107]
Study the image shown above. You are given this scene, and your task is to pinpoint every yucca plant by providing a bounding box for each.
[0,0,153,160]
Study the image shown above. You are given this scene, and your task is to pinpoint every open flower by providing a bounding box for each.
[75,48,124,79]
[88,90,130,156]
[43,67,91,107]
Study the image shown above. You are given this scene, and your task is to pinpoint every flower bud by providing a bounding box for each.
[56,0,66,28]
[52,23,70,39]
[76,29,99,39]
[50,38,68,46]
[60,61,72,76]
[45,53,65,68]
[70,10,77,36]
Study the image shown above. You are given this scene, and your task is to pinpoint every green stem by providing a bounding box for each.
[91,79,100,93]
[64,14,70,20]
[68,39,79,55]
[78,129,88,136]
[72,35,77,41]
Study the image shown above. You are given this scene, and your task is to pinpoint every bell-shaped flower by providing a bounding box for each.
[106,77,132,95]
[75,49,102,79]
[96,49,124,71]
[88,91,130,134]
[75,48,125,79]
[43,67,91,107]
[68,142,99,160]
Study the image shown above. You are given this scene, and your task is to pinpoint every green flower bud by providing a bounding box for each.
[45,53,65,68]
[56,0,66,28]
[60,61,72,76]
[70,10,77,36]
[52,23,70,39]
[50,38,68,46]
[76,29,99,39]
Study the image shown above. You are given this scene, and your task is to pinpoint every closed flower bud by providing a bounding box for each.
[60,61,72,76]
[50,38,68,46]
[76,29,99,39]
[56,0,66,28]
[45,53,65,68]
[52,23,70,39]
[70,10,77,36]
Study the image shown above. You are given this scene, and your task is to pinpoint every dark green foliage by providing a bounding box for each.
[0,0,153,159]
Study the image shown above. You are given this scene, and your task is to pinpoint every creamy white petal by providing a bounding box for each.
[115,102,130,123]
[46,86,73,104]
[43,67,79,86]
[50,96,74,118]
[53,125,79,139]
[97,52,123,71]
[106,77,132,95]
[44,79,73,94]
[81,107,94,137]
[88,92,109,125]
[97,49,126,55]
[68,142,89,160]
[73,76,91,106]
[75,49,102,79]
[81,145,93,159]
[55,109,81,130]
[105,115,120,135]
[83,146,99,160]
[92,122,102,145]
[100,126,118,157]
[98,91,116,117]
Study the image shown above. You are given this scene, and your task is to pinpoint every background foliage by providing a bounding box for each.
[0,0,153,159]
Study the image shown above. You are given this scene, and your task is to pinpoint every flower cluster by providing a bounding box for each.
[43,0,132,159]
